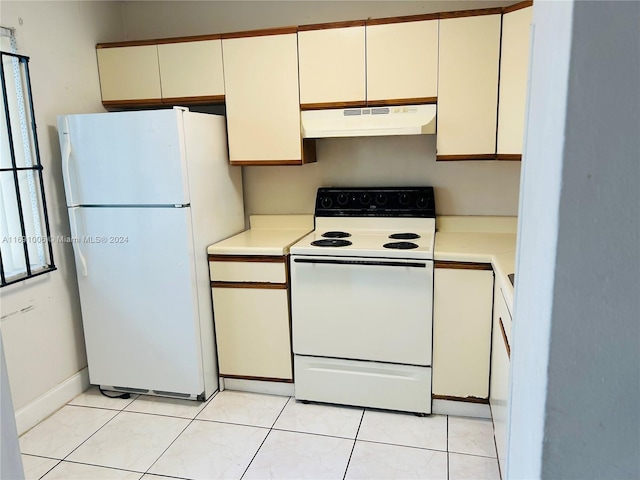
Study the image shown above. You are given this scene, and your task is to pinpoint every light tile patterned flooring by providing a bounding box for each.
[20,387,500,480]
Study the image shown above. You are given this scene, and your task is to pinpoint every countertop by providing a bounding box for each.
[207,215,314,257]
[434,216,517,313]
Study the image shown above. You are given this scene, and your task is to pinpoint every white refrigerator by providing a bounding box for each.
[57,107,244,400]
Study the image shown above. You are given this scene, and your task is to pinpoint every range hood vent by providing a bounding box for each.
[301,104,436,139]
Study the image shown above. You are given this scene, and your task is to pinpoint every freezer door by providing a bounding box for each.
[68,206,206,395]
[58,109,190,206]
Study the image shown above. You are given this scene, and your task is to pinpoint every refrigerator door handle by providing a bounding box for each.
[69,207,88,276]
[62,117,75,206]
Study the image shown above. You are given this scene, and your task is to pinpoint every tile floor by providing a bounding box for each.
[20,387,500,480]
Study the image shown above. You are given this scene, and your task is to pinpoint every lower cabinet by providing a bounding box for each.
[209,256,293,381]
[432,263,494,400]
[490,280,512,477]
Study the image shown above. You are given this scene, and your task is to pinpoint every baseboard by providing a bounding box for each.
[432,399,492,418]
[15,368,90,435]
[220,377,294,397]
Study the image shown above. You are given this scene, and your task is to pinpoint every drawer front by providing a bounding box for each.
[209,259,286,283]
[294,355,432,414]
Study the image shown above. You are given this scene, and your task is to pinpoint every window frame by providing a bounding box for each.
[0,48,56,287]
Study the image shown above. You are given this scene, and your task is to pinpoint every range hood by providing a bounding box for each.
[301,104,436,139]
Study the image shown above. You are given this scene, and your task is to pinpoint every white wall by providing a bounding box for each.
[0,1,123,427]
[243,136,521,216]
[122,0,514,40]
[122,0,522,217]
[510,1,640,478]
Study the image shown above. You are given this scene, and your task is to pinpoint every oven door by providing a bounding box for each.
[291,255,433,366]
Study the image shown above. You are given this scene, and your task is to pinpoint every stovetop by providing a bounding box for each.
[291,224,435,259]
[291,187,436,260]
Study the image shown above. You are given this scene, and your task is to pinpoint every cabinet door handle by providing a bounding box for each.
[293,258,426,268]
[499,317,511,358]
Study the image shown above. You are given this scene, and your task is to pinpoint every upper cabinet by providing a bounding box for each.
[366,18,439,104]
[298,23,366,108]
[157,39,225,102]
[436,13,502,160]
[297,17,438,108]
[497,5,534,159]
[97,45,162,106]
[222,30,315,165]
[95,3,531,164]
[97,39,225,108]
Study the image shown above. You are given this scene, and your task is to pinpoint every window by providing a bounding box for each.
[1,27,55,287]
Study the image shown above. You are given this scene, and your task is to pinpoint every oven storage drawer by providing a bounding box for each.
[291,255,433,365]
[294,355,432,414]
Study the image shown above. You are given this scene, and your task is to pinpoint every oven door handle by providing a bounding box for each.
[293,258,427,268]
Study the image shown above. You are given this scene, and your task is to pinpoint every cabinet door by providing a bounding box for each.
[490,282,512,475]
[212,287,292,380]
[97,45,161,103]
[298,26,366,106]
[432,266,494,398]
[222,33,303,164]
[366,20,438,103]
[437,14,501,158]
[497,6,533,157]
[158,40,225,100]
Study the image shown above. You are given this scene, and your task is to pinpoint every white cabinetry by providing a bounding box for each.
[432,264,494,399]
[157,39,225,100]
[436,14,501,159]
[366,19,439,103]
[97,40,225,107]
[490,279,512,476]
[297,18,438,108]
[222,31,313,165]
[209,256,293,381]
[97,45,162,104]
[298,24,366,106]
[497,6,533,158]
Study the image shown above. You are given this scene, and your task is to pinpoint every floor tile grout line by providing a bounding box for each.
[122,388,220,480]
[270,426,363,442]
[192,417,273,430]
[490,412,503,480]
[34,458,61,480]
[142,412,201,477]
[342,408,366,480]
[22,411,118,478]
[57,407,124,463]
[448,450,499,460]
[69,402,207,421]
[44,458,147,476]
[356,438,449,455]
[270,395,293,428]
[239,395,292,479]
[20,398,129,469]
[447,415,450,480]
[66,403,130,413]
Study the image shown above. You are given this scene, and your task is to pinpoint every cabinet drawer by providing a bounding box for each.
[209,258,286,283]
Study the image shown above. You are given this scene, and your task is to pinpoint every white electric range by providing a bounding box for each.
[290,187,436,415]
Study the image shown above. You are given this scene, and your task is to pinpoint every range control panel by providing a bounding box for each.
[315,187,436,218]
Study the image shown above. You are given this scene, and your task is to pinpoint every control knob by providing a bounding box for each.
[320,196,333,209]
[360,193,371,205]
[337,193,349,205]
[399,193,411,206]
[375,193,388,205]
